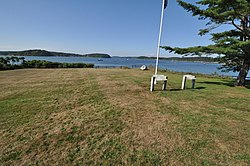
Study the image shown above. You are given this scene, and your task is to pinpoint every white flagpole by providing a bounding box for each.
[155,0,166,75]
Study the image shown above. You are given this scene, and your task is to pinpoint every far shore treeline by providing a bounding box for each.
[0,49,111,58]
[0,56,94,70]
[0,49,220,63]
[134,56,219,62]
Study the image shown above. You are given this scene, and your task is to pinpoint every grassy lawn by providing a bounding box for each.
[0,68,249,165]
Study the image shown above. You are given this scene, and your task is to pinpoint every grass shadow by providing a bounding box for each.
[153,87,206,92]
[169,89,182,91]
[195,87,206,90]
[245,80,250,89]
[199,79,250,89]
[199,80,235,87]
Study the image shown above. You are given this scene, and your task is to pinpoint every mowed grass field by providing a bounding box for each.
[0,68,250,165]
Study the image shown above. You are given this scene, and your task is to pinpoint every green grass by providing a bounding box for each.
[0,68,249,165]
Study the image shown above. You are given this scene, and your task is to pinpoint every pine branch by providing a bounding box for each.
[231,20,243,31]
[211,30,241,41]
[161,45,239,56]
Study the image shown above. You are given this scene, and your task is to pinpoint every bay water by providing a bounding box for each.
[1,55,249,77]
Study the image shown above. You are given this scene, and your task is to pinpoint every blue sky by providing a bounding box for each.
[0,0,215,57]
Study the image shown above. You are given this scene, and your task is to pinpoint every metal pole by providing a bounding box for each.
[155,0,165,75]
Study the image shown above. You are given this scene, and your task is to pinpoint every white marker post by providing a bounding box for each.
[150,0,168,91]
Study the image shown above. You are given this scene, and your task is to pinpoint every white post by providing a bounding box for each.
[150,76,156,92]
[181,76,187,90]
[155,0,166,75]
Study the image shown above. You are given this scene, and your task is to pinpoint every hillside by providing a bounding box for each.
[0,49,111,58]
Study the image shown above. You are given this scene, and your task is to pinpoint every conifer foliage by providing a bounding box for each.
[162,0,250,86]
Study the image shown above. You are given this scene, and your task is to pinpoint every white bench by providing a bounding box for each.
[181,75,196,90]
[150,75,168,91]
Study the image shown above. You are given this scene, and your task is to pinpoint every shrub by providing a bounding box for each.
[22,60,94,69]
[0,57,94,70]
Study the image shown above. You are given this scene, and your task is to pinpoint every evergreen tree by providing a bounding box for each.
[162,0,250,86]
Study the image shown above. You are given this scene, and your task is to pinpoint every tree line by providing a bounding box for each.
[0,49,111,58]
[0,56,94,70]
[136,56,219,62]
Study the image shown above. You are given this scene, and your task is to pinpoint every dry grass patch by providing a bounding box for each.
[95,69,179,146]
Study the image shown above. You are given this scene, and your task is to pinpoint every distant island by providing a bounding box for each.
[134,56,219,63]
[0,49,111,58]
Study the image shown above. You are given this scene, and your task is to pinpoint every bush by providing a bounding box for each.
[0,57,94,70]
[22,60,94,69]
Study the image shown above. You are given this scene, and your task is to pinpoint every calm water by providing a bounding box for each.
[1,55,249,77]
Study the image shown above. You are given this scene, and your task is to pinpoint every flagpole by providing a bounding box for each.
[155,0,166,75]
